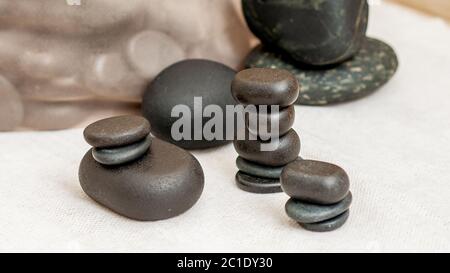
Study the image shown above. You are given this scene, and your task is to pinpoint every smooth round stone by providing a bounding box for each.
[235,171,281,194]
[242,0,368,66]
[84,115,151,148]
[0,75,24,131]
[281,159,350,205]
[126,30,185,79]
[246,105,295,138]
[92,135,152,166]
[234,129,300,167]
[231,68,299,107]
[246,37,399,105]
[79,137,204,221]
[142,59,236,150]
[286,192,352,224]
[299,210,350,232]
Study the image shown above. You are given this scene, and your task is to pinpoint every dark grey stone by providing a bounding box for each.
[243,0,369,66]
[231,68,299,106]
[83,115,150,148]
[236,156,284,179]
[92,135,152,166]
[286,192,352,224]
[246,105,295,138]
[142,59,236,150]
[299,210,350,232]
[234,129,300,167]
[79,138,204,221]
[245,37,399,105]
[235,171,282,194]
[281,159,350,205]
[236,156,303,179]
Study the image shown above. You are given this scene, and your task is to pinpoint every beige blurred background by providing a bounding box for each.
[0,0,254,131]
[0,0,448,132]
[390,0,450,22]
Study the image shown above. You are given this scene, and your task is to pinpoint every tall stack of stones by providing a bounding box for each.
[232,68,301,194]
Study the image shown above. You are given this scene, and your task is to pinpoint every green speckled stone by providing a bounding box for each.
[245,37,399,105]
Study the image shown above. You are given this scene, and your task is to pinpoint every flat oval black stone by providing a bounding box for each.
[243,0,368,65]
[84,115,151,148]
[286,192,352,224]
[232,68,299,106]
[236,156,303,179]
[92,135,152,166]
[142,59,236,150]
[236,156,284,179]
[246,37,399,105]
[281,159,350,205]
[246,105,295,138]
[79,138,204,221]
[234,129,300,167]
[235,171,282,194]
[299,210,350,232]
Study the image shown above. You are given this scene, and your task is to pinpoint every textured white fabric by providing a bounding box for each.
[0,2,449,252]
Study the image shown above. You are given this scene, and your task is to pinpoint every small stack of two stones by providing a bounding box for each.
[232,68,301,194]
[281,160,352,232]
[83,116,152,166]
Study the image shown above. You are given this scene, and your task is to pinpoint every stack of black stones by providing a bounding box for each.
[281,160,353,232]
[79,115,204,221]
[232,68,301,194]
[84,115,152,166]
[242,0,398,105]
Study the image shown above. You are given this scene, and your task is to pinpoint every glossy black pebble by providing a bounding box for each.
[286,192,352,224]
[242,0,368,66]
[92,135,152,166]
[246,105,295,138]
[84,115,150,148]
[236,171,282,194]
[79,138,204,221]
[232,68,299,107]
[281,159,350,205]
[299,210,350,232]
[234,129,300,167]
[142,59,236,150]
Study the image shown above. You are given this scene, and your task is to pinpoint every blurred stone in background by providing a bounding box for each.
[0,0,252,131]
